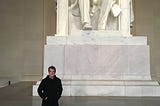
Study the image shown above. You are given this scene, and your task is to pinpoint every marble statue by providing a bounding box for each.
[97,0,121,30]
[78,0,92,30]
[69,0,92,30]
[69,0,121,30]
[56,0,134,36]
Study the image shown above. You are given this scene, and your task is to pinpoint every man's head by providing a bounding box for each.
[48,66,56,78]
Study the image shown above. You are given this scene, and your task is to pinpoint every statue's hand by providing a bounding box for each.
[111,2,121,17]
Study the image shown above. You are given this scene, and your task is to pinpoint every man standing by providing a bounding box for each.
[38,66,63,106]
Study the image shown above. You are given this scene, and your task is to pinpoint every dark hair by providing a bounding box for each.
[48,66,56,72]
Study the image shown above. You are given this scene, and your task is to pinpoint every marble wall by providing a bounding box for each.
[0,0,44,82]
[134,0,160,81]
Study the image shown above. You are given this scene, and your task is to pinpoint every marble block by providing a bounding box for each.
[33,80,160,96]
[43,45,151,80]
[47,35,147,45]
[43,45,65,78]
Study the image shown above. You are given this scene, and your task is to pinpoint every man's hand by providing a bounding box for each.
[44,97,48,100]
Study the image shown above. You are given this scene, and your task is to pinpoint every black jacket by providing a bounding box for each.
[38,75,63,105]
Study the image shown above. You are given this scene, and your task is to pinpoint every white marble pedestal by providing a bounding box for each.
[33,35,160,96]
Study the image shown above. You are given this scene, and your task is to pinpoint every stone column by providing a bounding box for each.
[120,0,131,36]
[56,0,68,36]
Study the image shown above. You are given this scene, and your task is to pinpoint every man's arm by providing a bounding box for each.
[57,79,63,99]
[37,80,46,100]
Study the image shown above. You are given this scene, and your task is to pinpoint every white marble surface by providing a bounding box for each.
[43,45,151,80]
[61,80,159,86]
[33,83,160,96]
[36,79,159,86]
[32,35,160,96]
[56,74,151,80]
[125,86,160,96]
[120,0,131,35]
[56,0,132,36]
[43,45,65,78]
[47,35,147,45]
[56,0,68,36]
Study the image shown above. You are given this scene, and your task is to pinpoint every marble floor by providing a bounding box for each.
[0,82,160,106]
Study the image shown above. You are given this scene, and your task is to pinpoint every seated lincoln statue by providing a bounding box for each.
[56,0,133,36]
[69,0,121,32]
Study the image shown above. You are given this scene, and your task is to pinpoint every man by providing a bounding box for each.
[38,66,63,106]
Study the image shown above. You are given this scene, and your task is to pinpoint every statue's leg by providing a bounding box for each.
[79,0,92,30]
[98,0,113,30]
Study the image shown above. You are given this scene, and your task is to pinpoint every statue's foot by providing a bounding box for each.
[83,23,92,30]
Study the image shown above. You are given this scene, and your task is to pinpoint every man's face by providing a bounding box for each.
[49,68,56,77]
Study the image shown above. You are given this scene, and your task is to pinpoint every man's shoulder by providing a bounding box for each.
[55,76,62,81]
[41,76,49,82]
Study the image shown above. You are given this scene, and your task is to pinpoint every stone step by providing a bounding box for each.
[47,36,147,45]
[36,80,159,86]
[62,85,160,96]
[62,80,159,86]
[33,83,160,96]
[33,80,160,96]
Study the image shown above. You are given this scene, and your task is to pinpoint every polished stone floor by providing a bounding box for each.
[0,82,160,106]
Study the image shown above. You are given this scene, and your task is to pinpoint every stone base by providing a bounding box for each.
[42,44,151,80]
[47,35,147,45]
[33,80,160,96]
[33,36,160,96]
